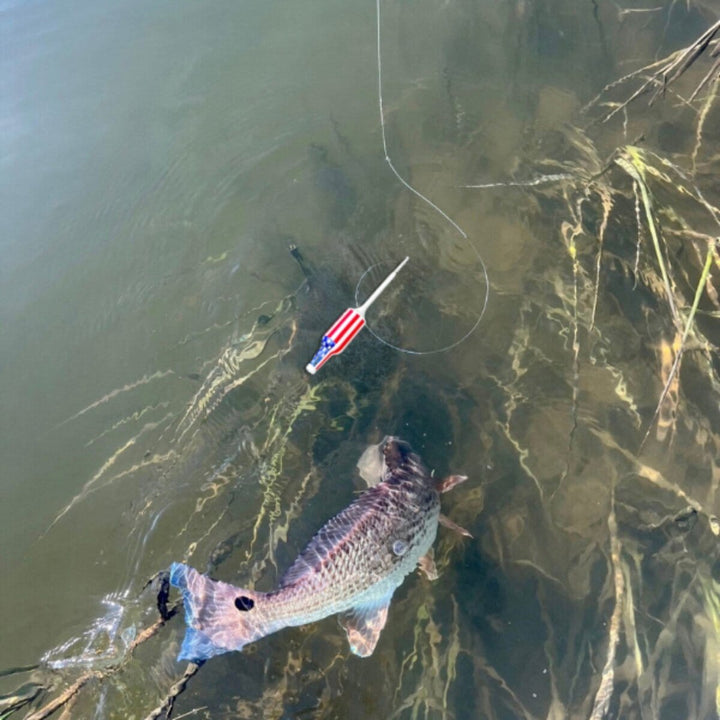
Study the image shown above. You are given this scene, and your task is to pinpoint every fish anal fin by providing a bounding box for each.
[439,513,473,538]
[437,474,468,494]
[339,598,391,657]
[418,550,438,581]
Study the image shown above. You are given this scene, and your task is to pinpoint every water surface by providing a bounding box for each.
[2,1,720,718]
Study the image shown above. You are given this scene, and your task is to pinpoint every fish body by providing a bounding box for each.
[170,437,466,662]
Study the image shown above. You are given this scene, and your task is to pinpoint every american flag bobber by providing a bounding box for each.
[306,257,409,374]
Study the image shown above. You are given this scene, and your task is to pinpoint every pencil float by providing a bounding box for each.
[305,256,409,374]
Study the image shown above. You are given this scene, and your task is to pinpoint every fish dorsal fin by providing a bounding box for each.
[339,595,393,657]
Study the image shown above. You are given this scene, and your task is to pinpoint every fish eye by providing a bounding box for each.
[234,595,255,611]
[392,540,407,556]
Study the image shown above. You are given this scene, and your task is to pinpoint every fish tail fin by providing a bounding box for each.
[169,562,275,662]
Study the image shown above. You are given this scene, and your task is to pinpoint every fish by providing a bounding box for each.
[169,437,470,662]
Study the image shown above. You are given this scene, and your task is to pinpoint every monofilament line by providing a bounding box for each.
[370,0,489,355]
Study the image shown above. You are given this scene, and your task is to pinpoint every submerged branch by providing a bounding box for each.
[143,663,203,720]
[24,672,103,720]
[588,19,720,122]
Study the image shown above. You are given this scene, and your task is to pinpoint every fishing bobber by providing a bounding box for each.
[306,256,409,374]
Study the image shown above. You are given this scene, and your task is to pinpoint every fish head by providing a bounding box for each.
[380,436,430,484]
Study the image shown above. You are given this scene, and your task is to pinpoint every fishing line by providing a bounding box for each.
[360,0,489,356]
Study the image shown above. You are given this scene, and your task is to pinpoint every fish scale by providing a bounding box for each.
[169,437,465,661]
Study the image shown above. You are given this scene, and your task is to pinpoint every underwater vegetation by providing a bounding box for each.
[3,2,720,719]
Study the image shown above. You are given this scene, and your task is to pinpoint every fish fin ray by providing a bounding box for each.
[439,513,473,538]
[437,474,468,493]
[339,596,392,657]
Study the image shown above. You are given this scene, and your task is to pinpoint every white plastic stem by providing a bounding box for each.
[356,256,409,316]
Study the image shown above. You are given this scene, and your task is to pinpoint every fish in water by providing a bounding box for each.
[169,437,470,662]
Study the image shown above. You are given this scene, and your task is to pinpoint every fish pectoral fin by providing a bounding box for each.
[439,513,473,538]
[418,550,438,581]
[339,598,392,657]
[437,474,468,493]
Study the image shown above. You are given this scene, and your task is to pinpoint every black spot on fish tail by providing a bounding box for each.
[235,595,255,612]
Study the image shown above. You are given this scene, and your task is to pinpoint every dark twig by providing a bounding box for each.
[24,673,103,720]
[142,663,203,720]
[597,20,720,122]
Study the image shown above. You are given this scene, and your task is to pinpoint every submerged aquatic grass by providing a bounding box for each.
[6,3,720,720]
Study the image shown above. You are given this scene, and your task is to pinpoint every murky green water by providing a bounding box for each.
[2,0,720,718]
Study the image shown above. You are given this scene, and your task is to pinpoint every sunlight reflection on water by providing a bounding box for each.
[2,1,720,719]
